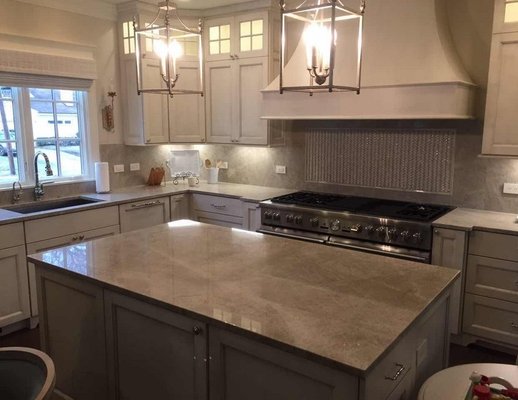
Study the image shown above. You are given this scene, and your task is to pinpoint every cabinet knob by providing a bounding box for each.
[193,326,202,335]
[511,322,518,330]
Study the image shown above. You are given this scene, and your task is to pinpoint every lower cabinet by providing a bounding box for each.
[0,245,29,329]
[243,201,261,232]
[119,197,171,233]
[104,292,207,400]
[209,327,357,400]
[170,194,191,221]
[192,194,244,228]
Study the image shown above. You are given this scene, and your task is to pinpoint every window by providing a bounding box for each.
[240,19,264,52]
[506,0,518,23]
[122,21,136,55]
[0,86,88,186]
[209,24,231,55]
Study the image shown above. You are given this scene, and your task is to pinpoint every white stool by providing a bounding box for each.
[418,363,518,400]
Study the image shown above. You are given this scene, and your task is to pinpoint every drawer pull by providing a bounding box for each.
[385,363,405,381]
[511,322,518,329]
[126,200,162,211]
[211,204,227,210]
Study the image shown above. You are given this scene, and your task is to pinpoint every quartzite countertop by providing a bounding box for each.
[0,181,293,226]
[433,207,518,235]
[29,221,458,375]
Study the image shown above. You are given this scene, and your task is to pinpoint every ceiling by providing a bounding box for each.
[100,0,250,9]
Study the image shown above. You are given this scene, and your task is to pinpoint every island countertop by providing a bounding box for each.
[29,221,458,375]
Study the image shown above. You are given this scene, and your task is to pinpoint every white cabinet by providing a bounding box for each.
[191,194,244,228]
[119,197,171,233]
[205,10,281,146]
[431,228,468,335]
[170,194,191,221]
[0,223,30,329]
[482,0,518,156]
[243,201,261,232]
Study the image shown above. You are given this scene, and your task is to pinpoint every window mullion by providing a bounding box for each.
[52,96,62,177]
[18,88,35,186]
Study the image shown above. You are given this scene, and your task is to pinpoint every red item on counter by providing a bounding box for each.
[473,384,491,400]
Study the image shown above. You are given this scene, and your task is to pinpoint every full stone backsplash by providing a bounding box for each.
[98,119,518,214]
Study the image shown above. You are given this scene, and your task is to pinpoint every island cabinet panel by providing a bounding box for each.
[208,327,358,400]
[37,268,107,400]
[431,228,468,334]
[104,292,208,400]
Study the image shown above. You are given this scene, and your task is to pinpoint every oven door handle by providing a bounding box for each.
[257,229,327,244]
[326,240,430,263]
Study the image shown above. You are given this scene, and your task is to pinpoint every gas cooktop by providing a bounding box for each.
[269,192,452,222]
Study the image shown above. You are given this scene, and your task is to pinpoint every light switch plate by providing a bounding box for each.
[219,161,228,169]
[114,164,124,173]
[503,183,518,194]
[130,163,140,171]
[275,165,287,174]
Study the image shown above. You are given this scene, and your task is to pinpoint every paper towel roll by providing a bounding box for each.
[95,162,110,193]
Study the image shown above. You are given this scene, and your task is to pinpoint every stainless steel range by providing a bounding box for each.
[259,192,453,263]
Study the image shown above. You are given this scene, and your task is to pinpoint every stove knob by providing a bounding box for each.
[350,224,363,233]
[330,219,341,232]
[264,211,273,220]
[412,232,423,244]
[310,217,319,227]
[286,214,294,223]
[364,225,375,234]
[294,215,303,225]
[399,231,411,241]
[376,226,386,237]
[273,213,281,221]
[388,228,398,240]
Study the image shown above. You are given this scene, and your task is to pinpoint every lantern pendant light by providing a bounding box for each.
[133,0,204,97]
[279,0,365,95]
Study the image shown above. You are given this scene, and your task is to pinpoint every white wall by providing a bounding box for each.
[0,0,123,145]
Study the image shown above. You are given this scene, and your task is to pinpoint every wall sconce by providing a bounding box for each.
[279,0,365,95]
[133,0,204,97]
[102,91,117,131]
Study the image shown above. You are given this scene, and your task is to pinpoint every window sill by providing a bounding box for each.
[0,177,95,193]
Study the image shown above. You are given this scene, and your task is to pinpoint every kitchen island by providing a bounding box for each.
[29,221,458,400]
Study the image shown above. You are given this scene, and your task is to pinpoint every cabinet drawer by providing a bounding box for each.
[0,222,25,249]
[25,206,119,243]
[364,335,413,400]
[195,211,243,229]
[469,230,518,261]
[466,255,518,303]
[463,293,518,347]
[119,197,170,233]
[192,194,243,217]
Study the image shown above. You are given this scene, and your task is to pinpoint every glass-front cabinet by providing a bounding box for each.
[494,0,518,33]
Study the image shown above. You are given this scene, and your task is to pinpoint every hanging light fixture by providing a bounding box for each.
[133,1,203,97]
[279,0,365,95]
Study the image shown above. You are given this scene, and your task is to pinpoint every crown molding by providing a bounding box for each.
[14,0,118,21]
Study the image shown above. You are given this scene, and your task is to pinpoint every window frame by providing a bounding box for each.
[0,86,92,188]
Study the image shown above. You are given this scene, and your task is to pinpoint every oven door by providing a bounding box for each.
[326,236,431,263]
[258,226,329,244]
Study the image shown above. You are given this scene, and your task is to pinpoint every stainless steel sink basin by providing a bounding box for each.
[3,197,104,214]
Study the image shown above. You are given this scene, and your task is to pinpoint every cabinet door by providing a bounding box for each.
[37,268,107,400]
[0,245,29,328]
[119,197,171,233]
[431,228,467,335]
[169,61,206,143]
[209,327,357,400]
[206,60,235,143]
[243,201,261,232]
[482,32,518,155]
[171,194,191,221]
[235,11,269,59]
[27,225,121,317]
[104,291,207,400]
[141,58,169,144]
[234,57,269,145]
[205,17,235,62]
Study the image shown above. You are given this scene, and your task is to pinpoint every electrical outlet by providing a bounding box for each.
[503,183,518,194]
[130,163,140,171]
[219,161,228,169]
[114,164,124,173]
[275,165,287,174]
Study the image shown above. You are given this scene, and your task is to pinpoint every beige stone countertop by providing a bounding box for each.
[29,221,458,376]
[433,207,518,235]
[0,181,293,226]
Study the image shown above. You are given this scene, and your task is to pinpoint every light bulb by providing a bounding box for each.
[303,22,334,71]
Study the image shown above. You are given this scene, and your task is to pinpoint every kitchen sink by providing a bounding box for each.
[3,197,104,214]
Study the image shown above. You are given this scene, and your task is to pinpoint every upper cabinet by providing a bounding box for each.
[482,0,518,156]
[205,10,282,145]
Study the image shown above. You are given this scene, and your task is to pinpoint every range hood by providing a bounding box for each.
[262,0,477,120]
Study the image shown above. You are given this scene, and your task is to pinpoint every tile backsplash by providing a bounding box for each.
[99,119,518,214]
